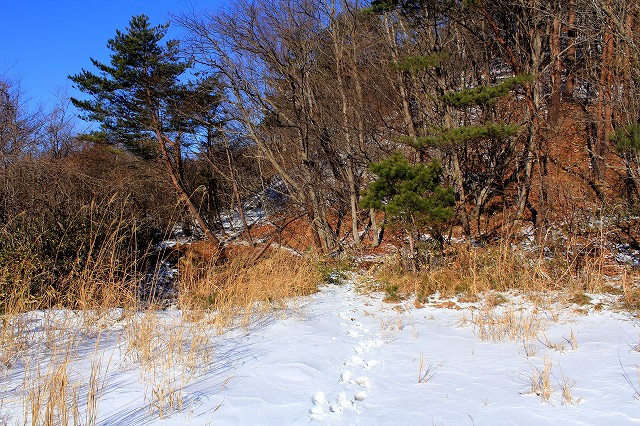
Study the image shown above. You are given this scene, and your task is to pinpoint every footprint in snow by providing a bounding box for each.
[355,338,382,353]
[335,392,354,410]
[309,405,326,421]
[354,391,367,401]
[354,343,369,355]
[313,391,328,405]
[364,359,380,370]
[354,376,373,389]
[310,389,359,416]
[309,391,328,420]
[344,355,365,367]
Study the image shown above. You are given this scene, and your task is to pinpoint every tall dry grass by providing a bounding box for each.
[2,244,321,423]
[17,328,111,426]
[372,239,637,306]
[177,248,321,328]
[0,195,145,379]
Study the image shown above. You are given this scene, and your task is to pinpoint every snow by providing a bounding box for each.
[1,277,640,425]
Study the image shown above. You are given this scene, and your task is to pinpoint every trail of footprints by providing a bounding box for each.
[309,304,383,421]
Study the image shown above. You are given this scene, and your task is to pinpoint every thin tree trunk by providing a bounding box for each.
[407,228,417,273]
[515,120,537,221]
[370,208,380,247]
[226,144,253,244]
[549,4,562,125]
[595,7,614,185]
[442,101,471,237]
[516,20,544,224]
[564,0,577,99]
[155,129,223,250]
[383,13,417,139]
[346,159,360,246]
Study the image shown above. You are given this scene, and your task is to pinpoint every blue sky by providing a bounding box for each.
[1,0,223,110]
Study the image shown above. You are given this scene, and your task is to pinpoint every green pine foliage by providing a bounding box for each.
[400,123,522,149]
[360,152,455,227]
[612,123,640,153]
[440,75,532,108]
[69,15,216,157]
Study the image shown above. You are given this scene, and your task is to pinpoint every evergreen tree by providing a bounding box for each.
[397,62,528,237]
[361,152,454,271]
[69,15,222,247]
[612,123,640,204]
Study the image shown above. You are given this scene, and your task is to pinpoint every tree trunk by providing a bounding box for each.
[595,7,614,186]
[346,159,360,246]
[549,4,562,125]
[383,13,417,139]
[155,129,223,251]
[442,101,471,237]
[226,144,253,245]
[407,228,417,273]
[563,0,577,99]
[370,208,380,247]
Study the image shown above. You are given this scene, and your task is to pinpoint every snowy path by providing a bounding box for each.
[174,280,640,425]
[2,279,640,425]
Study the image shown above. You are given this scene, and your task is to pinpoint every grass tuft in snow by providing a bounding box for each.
[119,310,214,417]
[468,305,542,343]
[558,367,579,405]
[417,353,441,384]
[529,357,554,402]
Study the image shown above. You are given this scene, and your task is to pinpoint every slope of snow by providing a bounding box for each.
[1,277,639,425]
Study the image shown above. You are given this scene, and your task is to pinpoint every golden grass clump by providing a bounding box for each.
[467,305,542,343]
[177,247,321,327]
[119,311,212,417]
[530,357,554,402]
[17,328,110,426]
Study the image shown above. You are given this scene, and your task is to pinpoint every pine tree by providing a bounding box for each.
[612,123,640,204]
[361,152,454,271]
[396,59,528,237]
[69,15,222,248]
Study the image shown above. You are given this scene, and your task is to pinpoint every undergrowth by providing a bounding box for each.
[371,240,640,309]
[0,203,321,424]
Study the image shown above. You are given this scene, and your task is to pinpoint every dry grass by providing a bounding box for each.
[539,332,566,353]
[371,240,640,314]
[621,269,640,311]
[530,357,554,402]
[17,327,110,426]
[558,369,578,405]
[23,356,74,426]
[119,311,214,417]
[465,305,543,343]
[1,234,321,423]
[565,328,578,351]
[177,248,321,329]
[417,353,440,384]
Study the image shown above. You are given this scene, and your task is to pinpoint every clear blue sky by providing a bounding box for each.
[1,0,223,110]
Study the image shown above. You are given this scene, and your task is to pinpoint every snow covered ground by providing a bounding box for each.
[1,276,640,425]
